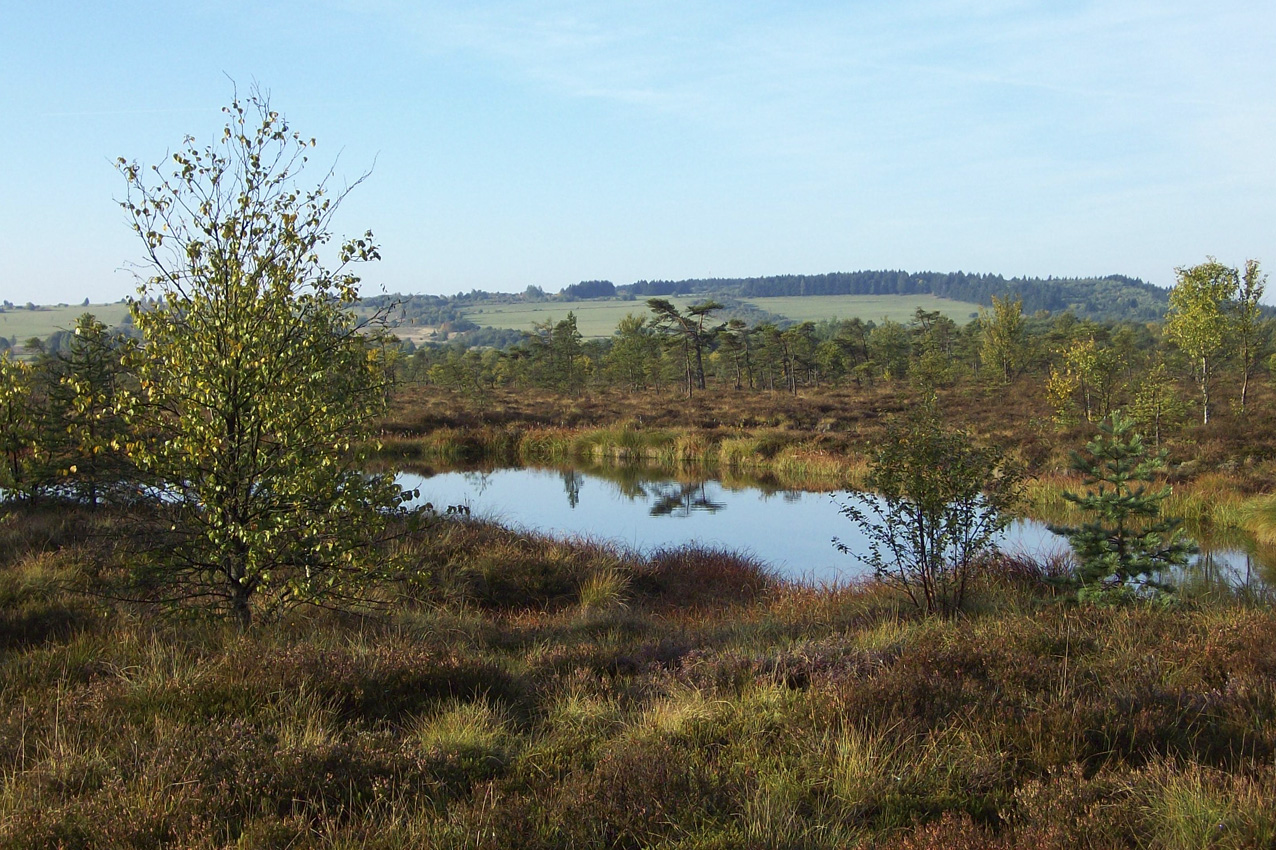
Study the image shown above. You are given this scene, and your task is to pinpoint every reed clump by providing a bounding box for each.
[515,427,576,466]
[1240,492,1276,546]
[573,423,667,463]
[388,421,875,490]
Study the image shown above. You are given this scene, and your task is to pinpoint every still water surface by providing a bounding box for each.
[398,466,1272,586]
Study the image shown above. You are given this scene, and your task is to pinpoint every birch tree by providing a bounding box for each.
[1233,259,1268,412]
[1165,259,1236,425]
[980,294,1027,383]
[117,89,409,625]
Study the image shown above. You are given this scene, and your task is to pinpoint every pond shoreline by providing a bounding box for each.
[394,460,1275,588]
[373,422,1266,542]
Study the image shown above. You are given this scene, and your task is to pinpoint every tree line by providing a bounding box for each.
[405,260,1269,434]
[361,269,1177,328]
[342,268,1184,339]
[561,269,1173,322]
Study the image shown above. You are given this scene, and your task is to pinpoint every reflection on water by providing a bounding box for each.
[646,482,726,518]
[463,471,494,496]
[398,464,1276,588]
[1181,547,1271,595]
[562,470,582,509]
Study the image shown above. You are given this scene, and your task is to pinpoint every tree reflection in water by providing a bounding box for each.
[462,471,494,496]
[561,469,582,509]
[647,482,727,518]
[397,466,1276,588]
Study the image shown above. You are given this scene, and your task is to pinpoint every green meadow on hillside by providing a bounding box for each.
[740,293,981,325]
[459,293,982,339]
[460,297,705,338]
[0,302,131,343]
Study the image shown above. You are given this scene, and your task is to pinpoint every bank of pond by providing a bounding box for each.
[396,462,1276,592]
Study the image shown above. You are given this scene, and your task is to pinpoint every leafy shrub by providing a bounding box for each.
[837,405,1020,615]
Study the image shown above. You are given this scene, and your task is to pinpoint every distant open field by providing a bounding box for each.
[460,298,705,339]
[461,293,982,338]
[0,303,131,343]
[740,294,981,325]
[5,294,982,346]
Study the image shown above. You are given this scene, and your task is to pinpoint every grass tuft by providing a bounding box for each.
[576,563,630,621]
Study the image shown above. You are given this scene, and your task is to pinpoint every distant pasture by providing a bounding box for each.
[459,293,983,339]
[739,294,981,326]
[459,298,703,339]
[0,303,132,345]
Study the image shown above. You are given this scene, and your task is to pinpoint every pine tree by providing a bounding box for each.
[1049,412,1195,596]
[43,314,133,506]
[646,299,723,397]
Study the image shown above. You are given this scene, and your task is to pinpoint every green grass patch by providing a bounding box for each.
[458,293,983,338]
[740,293,982,325]
[0,302,131,343]
[460,298,703,339]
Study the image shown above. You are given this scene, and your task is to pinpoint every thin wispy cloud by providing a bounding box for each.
[404,1,1267,125]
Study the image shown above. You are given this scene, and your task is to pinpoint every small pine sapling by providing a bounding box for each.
[1049,411,1195,599]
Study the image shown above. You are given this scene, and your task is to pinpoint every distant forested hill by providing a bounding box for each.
[363,269,1174,346]
[619,271,1170,322]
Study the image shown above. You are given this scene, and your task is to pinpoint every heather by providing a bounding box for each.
[4,504,1276,849]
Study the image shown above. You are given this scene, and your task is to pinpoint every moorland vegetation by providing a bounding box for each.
[4,92,1276,847]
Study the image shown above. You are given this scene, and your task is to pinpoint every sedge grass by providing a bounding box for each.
[1240,492,1276,545]
[1025,471,1253,536]
[382,423,874,492]
[1143,759,1276,849]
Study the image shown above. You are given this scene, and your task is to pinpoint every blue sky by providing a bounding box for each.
[2,1,1273,304]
